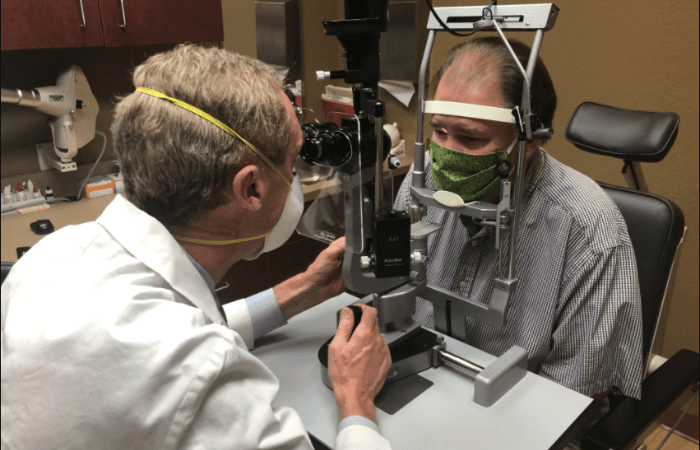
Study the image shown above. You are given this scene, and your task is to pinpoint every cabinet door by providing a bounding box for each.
[1,0,105,50]
[98,0,224,47]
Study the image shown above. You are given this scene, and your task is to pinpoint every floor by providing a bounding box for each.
[641,425,698,450]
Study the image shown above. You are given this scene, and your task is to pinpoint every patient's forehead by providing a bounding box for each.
[437,50,505,108]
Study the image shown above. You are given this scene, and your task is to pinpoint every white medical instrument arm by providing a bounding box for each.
[1,65,99,165]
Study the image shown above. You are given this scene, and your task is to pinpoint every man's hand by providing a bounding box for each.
[305,236,346,301]
[328,304,392,424]
[274,237,346,319]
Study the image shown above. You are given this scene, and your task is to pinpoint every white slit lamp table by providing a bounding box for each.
[252,292,592,450]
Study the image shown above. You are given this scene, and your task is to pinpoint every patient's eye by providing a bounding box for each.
[459,135,478,141]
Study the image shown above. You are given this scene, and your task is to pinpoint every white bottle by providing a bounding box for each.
[383,122,401,148]
[16,183,25,202]
[3,185,12,204]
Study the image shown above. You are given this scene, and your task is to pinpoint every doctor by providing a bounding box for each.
[1,45,392,449]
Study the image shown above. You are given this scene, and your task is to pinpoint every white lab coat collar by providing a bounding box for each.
[97,195,227,327]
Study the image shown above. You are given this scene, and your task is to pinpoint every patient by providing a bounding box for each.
[394,37,643,399]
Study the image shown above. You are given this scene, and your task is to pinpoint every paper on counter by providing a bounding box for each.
[270,64,290,81]
[323,82,415,108]
[378,80,415,107]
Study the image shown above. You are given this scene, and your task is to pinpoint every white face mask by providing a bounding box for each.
[244,174,304,260]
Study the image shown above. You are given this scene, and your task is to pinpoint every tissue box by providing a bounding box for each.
[322,99,354,127]
[322,85,354,127]
[107,173,125,194]
[83,175,114,199]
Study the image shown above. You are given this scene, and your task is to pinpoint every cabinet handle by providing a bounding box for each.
[119,0,127,29]
[78,0,86,28]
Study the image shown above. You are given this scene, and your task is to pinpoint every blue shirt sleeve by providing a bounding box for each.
[180,246,287,337]
[245,288,288,340]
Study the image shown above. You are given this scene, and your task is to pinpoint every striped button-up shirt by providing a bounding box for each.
[395,148,643,399]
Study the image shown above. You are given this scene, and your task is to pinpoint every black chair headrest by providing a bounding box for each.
[1,261,14,286]
[565,102,679,162]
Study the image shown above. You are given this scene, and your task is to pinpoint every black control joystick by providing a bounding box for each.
[348,305,363,336]
[318,304,364,370]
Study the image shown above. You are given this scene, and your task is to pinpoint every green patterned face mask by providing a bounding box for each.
[430,139,516,202]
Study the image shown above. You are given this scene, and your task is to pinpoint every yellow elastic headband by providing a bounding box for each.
[173,233,270,246]
[134,87,292,189]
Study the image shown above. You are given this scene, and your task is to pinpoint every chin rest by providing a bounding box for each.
[565,102,679,162]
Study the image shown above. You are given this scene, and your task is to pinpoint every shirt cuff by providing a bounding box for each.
[222,300,254,350]
[338,416,381,436]
[244,288,287,340]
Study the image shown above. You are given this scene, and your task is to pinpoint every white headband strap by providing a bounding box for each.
[424,100,516,124]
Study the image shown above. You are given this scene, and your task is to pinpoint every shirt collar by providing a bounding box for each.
[179,246,228,323]
[521,147,546,200]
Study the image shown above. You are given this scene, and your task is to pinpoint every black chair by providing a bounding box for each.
[1,261,13,286]
[565,102,698,450]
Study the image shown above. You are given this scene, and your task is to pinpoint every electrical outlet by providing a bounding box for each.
[36,143,77,172]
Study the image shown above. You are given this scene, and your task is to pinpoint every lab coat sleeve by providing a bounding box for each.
[223,300,255,350]
[336,425,392,450]
[173,335,313,450]
[174,333,391,450]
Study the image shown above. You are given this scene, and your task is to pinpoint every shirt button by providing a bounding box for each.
[471,240,478,247]
[459,281,467,288]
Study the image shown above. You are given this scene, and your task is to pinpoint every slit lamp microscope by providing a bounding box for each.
[299,0,559,407]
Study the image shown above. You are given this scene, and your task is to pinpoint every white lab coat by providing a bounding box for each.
[1,195,390,450]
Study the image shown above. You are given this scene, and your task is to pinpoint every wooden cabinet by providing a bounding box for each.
[98,0,224,47]
[1,1,105,50]
[1,0,224,50]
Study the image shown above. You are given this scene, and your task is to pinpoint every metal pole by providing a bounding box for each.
[508,141,527,280]
[438,349,484,379]
[414,30,436,190]
[1,88,40,107]
[375,114,384,213]
[493,21,530,111]
[526,30,544,84]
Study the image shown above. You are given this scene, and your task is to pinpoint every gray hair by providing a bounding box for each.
[111,44,290,227]
[434,37,557,128]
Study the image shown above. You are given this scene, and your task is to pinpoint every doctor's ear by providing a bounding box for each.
[232,165,263,211]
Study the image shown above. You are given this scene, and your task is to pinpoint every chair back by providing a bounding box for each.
[1,261,13,286]
[598,183,685,373]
